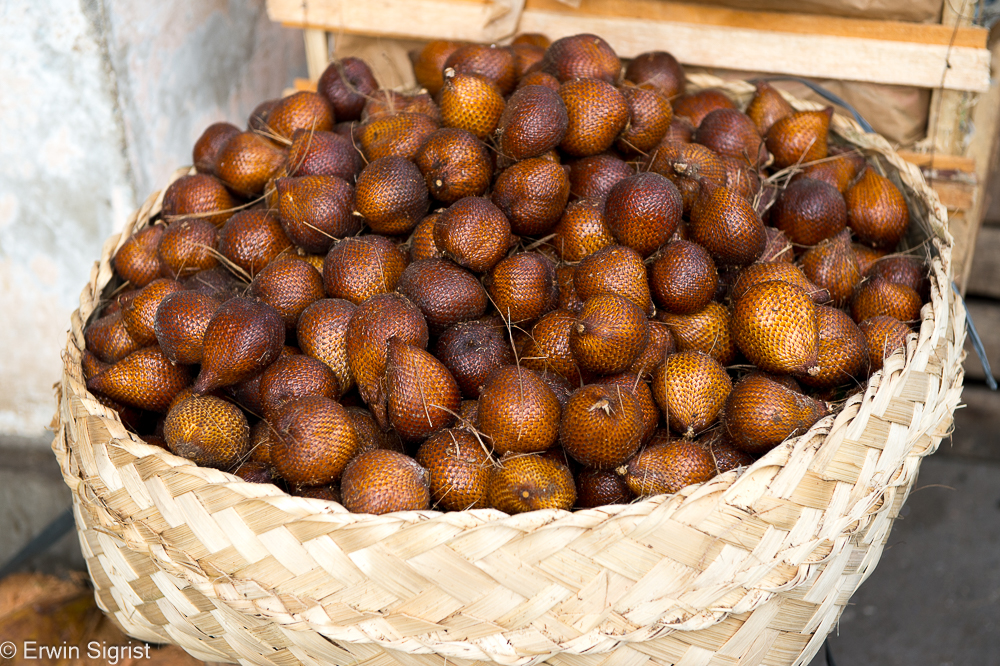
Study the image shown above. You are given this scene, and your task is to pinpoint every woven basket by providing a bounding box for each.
[52,75,966,666]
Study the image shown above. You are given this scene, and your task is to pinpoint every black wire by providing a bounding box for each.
[953,282,998,390]
[825,639,837,666]
[754,76,876,134]
[0,506,75,579]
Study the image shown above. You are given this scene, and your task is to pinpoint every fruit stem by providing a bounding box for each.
[587,398,613,416]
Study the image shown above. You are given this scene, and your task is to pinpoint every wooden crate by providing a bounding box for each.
[267,0,999,292]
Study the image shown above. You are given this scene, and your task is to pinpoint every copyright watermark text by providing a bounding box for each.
[0,640,152,663]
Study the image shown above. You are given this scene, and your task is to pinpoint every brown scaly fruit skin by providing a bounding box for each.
[732,262,832,306]
[797,147,866,194]
[435,318,514,398]
[628,320,676,379]
[694,108,766,168]
[347,406,405,454]
[293,483,341,502]
[415,128,492,204]
[275,175,360,254]
[272,396,360,487]
[341,449,430,514]
[603,172,682,258]
[216,210,293,277]
[853,243,887,275]
[553,198,614,262]
[163,395,249,469]
[225,345,298,416]
[160,174,236,228]
[732,280,820,376]
[772,177,847,246]
[248,98,278,132]
[484,253,559,324]
[723,373,828,455]
[594,372,660,444]
[761,227,795,263]
[616,83,673,156]
[411,40,464,97]
[445,43,517,94]
[81,349,110,382]
[232,461,275,485]
[408,214,444,262]
[701,430,755,473]
[85,311,142,364]
[650,240,718,315]
[514,33,550,48]
[800,229,862,307]
[113,224,165,288]
[397,258,488,335]
[193,297,285,393]
[363,90,441,125]
[358,112,439,163]
[624,50,685,98]
[556,265,585,314]
[183,266,243,303]
[248,420,274,465]
[558,78,629,157]
[652,351,732,437]
[317,57,378,122]
[492,157,571,236]
[298,298,357,394]
[520,310,589,385]
[385,338,461,441]
[478,366,561,454]
[259,354,341,419]
[623,439,717,497]
[560,384,643,469]
[648,141,728,215]
[859,315,911,372]
[434,197,511,273]
[120,278,184,346]
[663,116,695,144]
[517,70,561,92]
[498,85,569,161]
[265,91,335,140]
[286,129,364,182]
[720,155,762,202]
[574,245,653,316]
[801,305,870,389]
[250,256,324,329]
[846,166,910,250]
[439,73,506,140]
[489,453,575,514]
[690,178,766,268]
[867,255,930,301]
[567,153,633,200]
[659,301,737,365]
[765,108,833,170]
[323,235,408,305]
[215,131,287,197]
[416,429,492,510]
[745,80,794,136]
[570,294,650,375]
[154,291,221,365]
[87,346,193,413]
[193,122,241,176]
[672,88,736,126]
[355,156,429,236]
[575,468,633,507]
[543,34,620,84]
[157,219,219,279]
[850,276,922,323]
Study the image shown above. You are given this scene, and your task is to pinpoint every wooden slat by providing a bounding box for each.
[304,28,330,81]
[896,150,976,174]
[928,179,977,211]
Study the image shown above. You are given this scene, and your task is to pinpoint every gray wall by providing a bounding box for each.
[0,0,306,442]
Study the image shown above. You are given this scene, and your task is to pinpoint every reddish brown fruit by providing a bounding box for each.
[355,156,429,236]
[397,258,488,335]
[445,43,517,94]
[81,349,110,381]
[415,128,492,203]
[272,396,360,486]
[439,73,506,139]
[154,291,221,365]
[576,468,633,507]
[672,89,736,127]
[347,406,404,455]
[275,175,360,254]
[652,351,731,436]
[416,429,492,510]
[720,156,761,202]
[232,462,275,484]
[801,305,869,388]
[293,483,341,501]
[411,40,465,97]
[731,281,820,375]
[485,253,559,324]
[690,179,766,267]
[772,177,847,246]
[385,338,461,441]
[250,256,324,328]
[489,453,575,513]
[193,122,241,176]
[867,255,929,300]
[85,311,141,364]
[574,245,653,315]
[536,371,575,408]
[514,33,551,48]
[570,294,649,375]
[765,108,833,169]
[362,90,441,124]
[604,172,682,257]
[650,240,718,314]
[556,265,585,314]
[648,141,728,214]
[157,219,218,279]
[87,347,193,413]
[745,81,794,136]
[517,70,561,92]
[511,42,546,78]
[216,209,292,277]
[498,85,569,160]
[520,310,588,384]
[286,129,363,181]
[434,197,511,273]
[594,372,659,444]
[624,439,717,496]
[248,98,279,132]
[323,235,408,305]
[194,297,285,392]
[478,366,561,454]
[341,449,430,514]
[695,108,766,168]
[543,34,620,83]
[800,229,862,307]
[851,276,922,323]
[317,57,378,121]
[616,84,673,155]
[298,298,357,393]
[113,225,165,288]
[161,174,236,228]
[859,315,911,371]
[266,92,335,140]
[732,261,832,305]
[703,431,755,473]
[248,420,274,465]
[559,78,629,157]
[560,384,643,469]
[553,199,613,262]
[761,227,795,263]
[435,318,514,398]
[164,395,249,468]
[624,51,685,98]
[659,302,736,365]
[663,116,695,144]
[215,131,287,197]
[629,321,676,378]
[846,166,910,250]
[120,278,184,346]
[567,153,633,200]
[358,112,438,162]
[723,373,828,455]
[853,243,887,275]
[492,157,571,236]
[797,148,866,194]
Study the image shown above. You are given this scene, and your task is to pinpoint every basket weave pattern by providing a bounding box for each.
[52,78,966,666]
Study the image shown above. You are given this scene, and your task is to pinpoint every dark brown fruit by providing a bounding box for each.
[298,299,357,393]
[498,85,569,161]
[765,108,832,170]
[87,347,192,413]
[385,338,461,441]
[853,243,887,275]
[553,198,614,262]
[535,371,575,408]
[745,81,794,136]
[703,431,755,473]
[650,240,718,314]
[801,305,869,389]
[113,225,165,288]
[341,449,430,514]
[164,395,249,468]
[216,209,292,277]
[397,258,487,335]
[846,166,910,250]
[286,129,363,181]
[154,291,221,365]
[652,351,731,436]
[659,302,736,365]
[624,439,717,496]
[690,178,766,267]
[362,90,441,124]
[801,229,862,307]
[484,253,559,324]
[517,70,561,92]
[120,278,184,346]
[567,153,633,200]
[859,315,911,371]
[248,98,278,132]
[492,157,570,236]
[570,294,649,375]
[358,112,438,162]
[230,461,274,484]
[543,34,620,84]
[347,406,404,454]
[193,122,241,176]
[723,373,828,455]
[85,311,141,364]
[435,197,511,273]
[628,321,676,378]
[797,148,866,194]
[250,256,324,329]
[161,174,236,228]
[663,116,695,144]
[157,219,219,279]
[732,262,832,305]
[272,396,359,486]
[248,420,274,465]
[194,297,285,392]
[603,172,682,258]
[672,89,736,127]
[513,33,551,48]
[489,453,575,513]
[408,214,444,262]
[416,429,491,510]
[439,73,505,139]
[867,255,929,300]
[731,280,820,375]
[317,57,378,122]
[293,483,341,501]
[851,276,922,323]
[415,128,492,203]
[182,266,243,302]
[435,318,514,398]
[616,83,673,155]
[520,310,587,384]
[215,131,287,197]
[761,227,795,263]
[720,155,762,202]
[594,372,659,444]
[695,108,766,168]
[411,40,465,97]
[323,235,408,304]
[275,175,359,254]
[266,91,335,140]
[574,245,653,315]
[354,156,429,236]
[445,43,517,94]
[648,141,728,214]
[511,41,546,78]
[81,349,110,381]
[556,265,584,313]
[772,177,847,246]
[624,51,685,98]
[560,384,643,469]
[575,468,633,507]
[478,366,561,454]
[559,78,629,157]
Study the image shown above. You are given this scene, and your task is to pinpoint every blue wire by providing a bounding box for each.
[952,282,997,390]
[757,76,876,133]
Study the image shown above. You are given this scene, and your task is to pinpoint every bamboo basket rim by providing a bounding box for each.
[51,73,966,666]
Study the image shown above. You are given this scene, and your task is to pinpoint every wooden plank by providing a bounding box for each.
[896,150,976,174]
[928,179,977,211]
[965,227,1000,300]
[303,28,330,81]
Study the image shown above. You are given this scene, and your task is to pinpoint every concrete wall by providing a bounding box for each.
[0,0,306,443]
